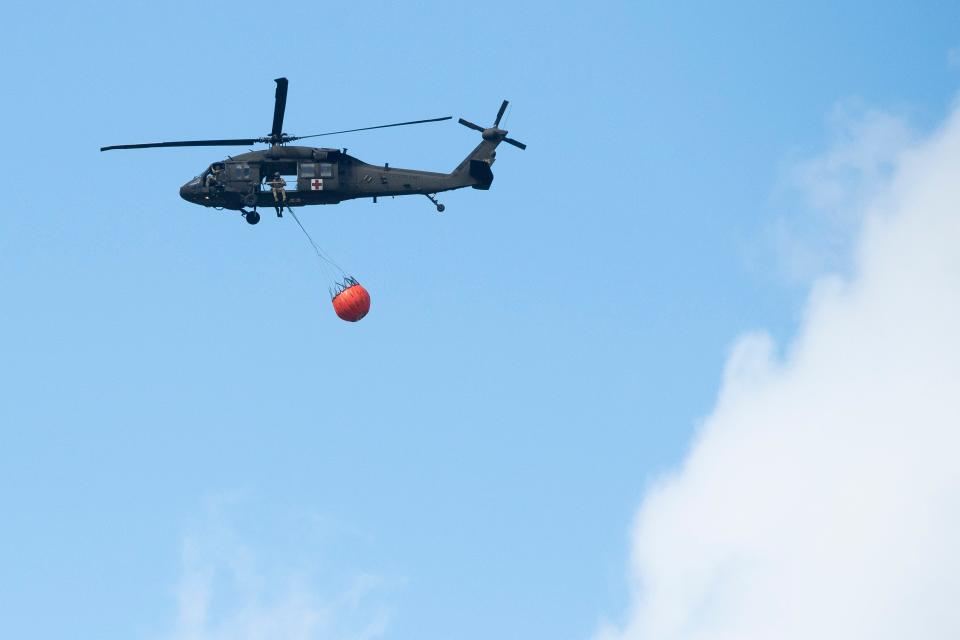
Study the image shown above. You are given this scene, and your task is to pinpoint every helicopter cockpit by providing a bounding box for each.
[200,162,226,188]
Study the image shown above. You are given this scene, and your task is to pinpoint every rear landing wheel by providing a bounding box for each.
[424,193,445,213]
[244,211,261,225]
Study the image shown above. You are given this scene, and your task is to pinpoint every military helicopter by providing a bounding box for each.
[101,78,525,225]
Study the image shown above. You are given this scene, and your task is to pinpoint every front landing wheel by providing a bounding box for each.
[244,211,261,225]
[436,204,445,213]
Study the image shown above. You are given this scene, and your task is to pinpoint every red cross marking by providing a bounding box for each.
[311,179,322,190]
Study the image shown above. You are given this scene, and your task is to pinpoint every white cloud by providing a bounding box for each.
[159,500,393,640]
[599,102,960,639]
[770,102,917,283]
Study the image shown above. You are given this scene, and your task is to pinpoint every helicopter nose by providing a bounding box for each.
[180,178,202,202]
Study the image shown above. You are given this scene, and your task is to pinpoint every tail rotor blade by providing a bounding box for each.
[494,100,508,127]
[458,118,485,132]
[271,77,289,139]
[504,137,526,150]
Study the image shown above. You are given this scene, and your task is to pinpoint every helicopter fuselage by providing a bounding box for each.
[179,144,495,212]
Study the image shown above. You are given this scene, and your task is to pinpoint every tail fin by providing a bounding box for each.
[452,140,499,190]
[451,100,525,190]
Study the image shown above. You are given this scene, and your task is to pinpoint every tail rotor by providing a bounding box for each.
[458,100,526,150]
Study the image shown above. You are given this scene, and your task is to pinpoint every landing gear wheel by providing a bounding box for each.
[425,193,445,213]
[244,211,261,225]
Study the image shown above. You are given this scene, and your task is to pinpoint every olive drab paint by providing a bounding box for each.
[101,78,525,225]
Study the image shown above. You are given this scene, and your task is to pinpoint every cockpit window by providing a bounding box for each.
[319,163,334,178]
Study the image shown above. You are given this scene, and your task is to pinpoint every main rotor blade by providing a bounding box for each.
[504,137,526,150]
[458,118,484,132]
[100,138,259,151]
[494,100,508,127]
[294,116,452,140]
[271,77,289,139]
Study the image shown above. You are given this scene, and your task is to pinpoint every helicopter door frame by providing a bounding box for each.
[224,161,259,208]
[224,161,259,187]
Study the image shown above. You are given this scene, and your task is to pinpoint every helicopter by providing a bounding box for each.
[101,78,525,225]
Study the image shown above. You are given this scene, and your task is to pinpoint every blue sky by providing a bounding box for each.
[2,2,959,639]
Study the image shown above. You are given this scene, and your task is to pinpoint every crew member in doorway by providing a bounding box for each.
[269,172,287,217]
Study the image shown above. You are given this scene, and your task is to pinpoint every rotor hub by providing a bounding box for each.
[482,127,506,141]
